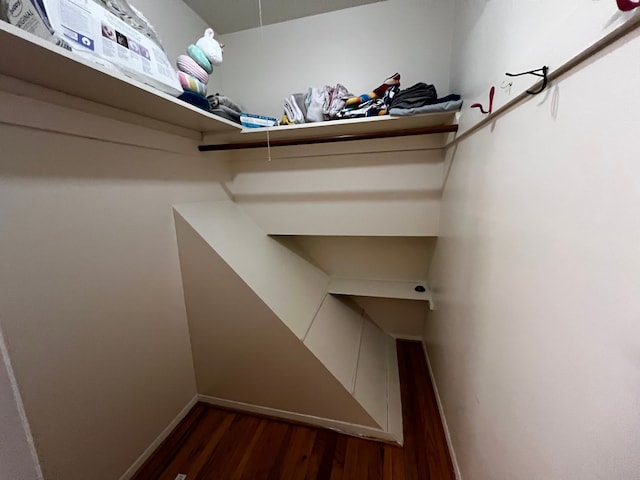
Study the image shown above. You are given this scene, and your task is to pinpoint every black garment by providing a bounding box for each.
[210,105,242,124]
[389,82,437,110]
[207,94,244,113]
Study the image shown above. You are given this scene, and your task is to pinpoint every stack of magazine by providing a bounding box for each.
[240,113,278,128]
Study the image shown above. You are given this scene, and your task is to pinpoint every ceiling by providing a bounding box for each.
[183,0,386,35]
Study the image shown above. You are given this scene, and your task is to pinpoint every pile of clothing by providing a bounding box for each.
[207,93,244,124]
[283,83,352,124]
[337,72,401,119]
[389,83,462,116]
[282,74,462,124]
[282,73,402,124]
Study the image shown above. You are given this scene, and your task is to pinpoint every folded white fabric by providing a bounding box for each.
[293,93,307,119]
[284,95,305,124]
[322,85,334,119]
[305,87,325,123]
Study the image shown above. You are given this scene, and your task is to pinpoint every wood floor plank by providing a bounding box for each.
[398,350,428,480]
[194,414,264,480]
[383,444,406,480]
[383,444,393,480]
[133,340,455,480]
[306,429,338,480]
[131,403,208,479]
[397,340,455,480]
[229,419,268,480]
[328,435,348,480]
[343,437,384,480]
[240,420,291,480]
[277,426,317,480]
[185,410,236,478]
[156,408,235,480]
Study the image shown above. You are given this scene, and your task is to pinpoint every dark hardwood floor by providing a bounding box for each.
[132,340,455,480]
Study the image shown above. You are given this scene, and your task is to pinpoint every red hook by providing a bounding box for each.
[471,86,495,115]
[617,0,640,11]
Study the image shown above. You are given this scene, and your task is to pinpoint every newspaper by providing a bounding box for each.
[43,0,181,95]
[91,0,163,49]
[0,0,71,49]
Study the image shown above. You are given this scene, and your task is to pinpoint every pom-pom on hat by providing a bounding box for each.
[196,28,223,66]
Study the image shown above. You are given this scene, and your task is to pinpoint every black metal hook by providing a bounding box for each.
[505,66,549,95]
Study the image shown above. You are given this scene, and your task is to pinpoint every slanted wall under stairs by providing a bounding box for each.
[173,201,402,443]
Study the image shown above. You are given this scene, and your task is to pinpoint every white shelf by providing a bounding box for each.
[0,22,458,148]
[0,22,241,134]
[240,111,458,140]
[328,277,433,306]
[200,111,459,150]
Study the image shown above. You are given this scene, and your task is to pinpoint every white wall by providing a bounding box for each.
[0,331,41,480]
[274,235,434,337]
[0,4,216,477]
[0,101,231,479]
[425,5,640,479]
[130,0,209,63]
[453,0,640,131]
[226,144,445,236]
[353,297,427,338]
[280,235,437,281]
[216,0,456,118]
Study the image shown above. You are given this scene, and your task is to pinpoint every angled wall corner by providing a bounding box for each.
[0,328,41,480]
[173,204,381,429]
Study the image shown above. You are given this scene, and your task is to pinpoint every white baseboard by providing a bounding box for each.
[197,394,402,445]
[421,342,462,480]
[119,395,199,480]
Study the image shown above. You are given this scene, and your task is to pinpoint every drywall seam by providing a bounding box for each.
[0,325,44,480]
[119,395,199,480]
[198,394,401,445]
[422,342,462,480]
[351,313,366,394]
[302,293,328,342]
